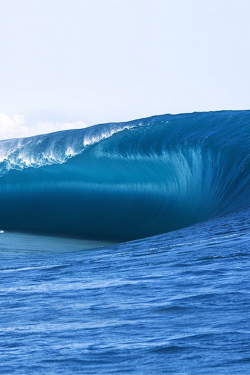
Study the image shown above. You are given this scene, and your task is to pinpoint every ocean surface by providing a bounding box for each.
[1,110,250,374]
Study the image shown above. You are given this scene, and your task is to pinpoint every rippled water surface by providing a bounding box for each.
[1,208,250,374]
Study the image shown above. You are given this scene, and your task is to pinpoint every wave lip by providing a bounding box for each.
[0,110,250,241]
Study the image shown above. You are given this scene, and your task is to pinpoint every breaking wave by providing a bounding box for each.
[0,110,250,241]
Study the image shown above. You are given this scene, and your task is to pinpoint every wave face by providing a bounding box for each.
[0,110,250,241]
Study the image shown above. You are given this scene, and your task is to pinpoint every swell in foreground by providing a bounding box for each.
[0,110,249,241]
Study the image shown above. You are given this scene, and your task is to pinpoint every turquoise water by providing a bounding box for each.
[1,111,250,373]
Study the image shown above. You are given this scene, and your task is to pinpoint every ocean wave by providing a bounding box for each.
[0,110,249,240]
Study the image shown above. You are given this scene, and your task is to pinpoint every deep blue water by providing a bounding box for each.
[1,111,250,374]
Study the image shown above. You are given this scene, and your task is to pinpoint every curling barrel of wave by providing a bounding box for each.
[0,110,250,241]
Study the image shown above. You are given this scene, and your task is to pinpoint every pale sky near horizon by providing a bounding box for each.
[0,0,250,139]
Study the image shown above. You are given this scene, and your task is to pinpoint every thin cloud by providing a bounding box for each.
[0,113,88,140]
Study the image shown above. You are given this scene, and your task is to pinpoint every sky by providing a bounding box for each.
[0,0,250,139]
